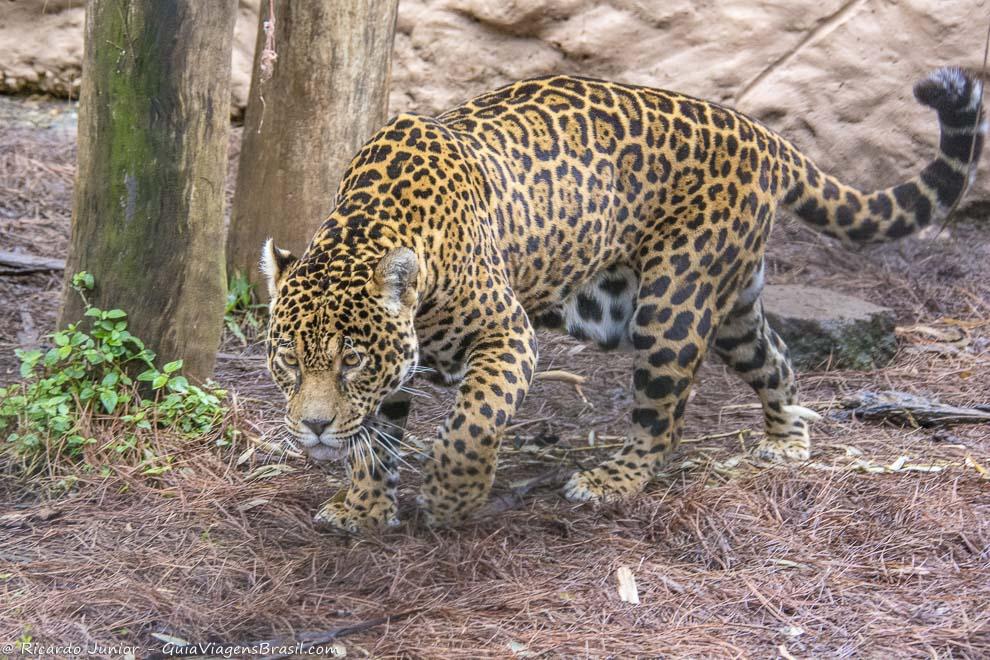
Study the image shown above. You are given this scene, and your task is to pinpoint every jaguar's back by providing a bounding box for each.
[436,76,781,304]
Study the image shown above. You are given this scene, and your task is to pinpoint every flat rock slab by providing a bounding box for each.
[762,285,896,371]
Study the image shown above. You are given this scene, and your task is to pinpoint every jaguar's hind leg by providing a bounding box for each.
[714,293,820,462]
[563,268,718,503]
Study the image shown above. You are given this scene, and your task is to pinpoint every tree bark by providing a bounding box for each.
[61,0,237,382]
[226,0,399,295]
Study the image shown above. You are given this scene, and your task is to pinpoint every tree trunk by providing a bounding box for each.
[61,0,237,382]
[226,0,399,295]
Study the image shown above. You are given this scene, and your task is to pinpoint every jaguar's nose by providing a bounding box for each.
[302,418,333,436]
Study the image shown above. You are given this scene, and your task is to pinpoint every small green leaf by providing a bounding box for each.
[16,348,42,363]
[105,309,127,319]
[167,376,189,393]
[152,375,169,389]
[162,360,183,374]
[72,271,94,290]
[100,390,119,414]
[226,317,247,345]
[137,369,158,382]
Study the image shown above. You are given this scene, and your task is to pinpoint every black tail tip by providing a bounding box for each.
[914,66,983,113]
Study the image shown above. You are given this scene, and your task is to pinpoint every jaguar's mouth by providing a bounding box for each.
[286,430,355,463]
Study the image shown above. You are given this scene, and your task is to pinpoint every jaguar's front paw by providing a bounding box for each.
[313,498,399,533]
[563,463,648,504]
[419,504,461,528]
[416,486,485,528]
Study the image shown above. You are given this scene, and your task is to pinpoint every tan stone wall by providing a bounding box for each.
[2,0,987,198]
[0,0,258,118]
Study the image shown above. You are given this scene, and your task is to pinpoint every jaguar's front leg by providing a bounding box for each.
[314,392,411,533]
[418,300,537,526]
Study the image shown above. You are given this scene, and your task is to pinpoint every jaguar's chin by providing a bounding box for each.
[305,443,349,463]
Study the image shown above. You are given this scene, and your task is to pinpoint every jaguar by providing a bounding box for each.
[262,66,984,531]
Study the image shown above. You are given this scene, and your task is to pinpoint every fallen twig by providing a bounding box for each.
[720,400,834,413]
[835,390,990,427]
[0,506,62,528]
[534,369,587,385]
[259,610,421,660]
[0,250,65,275]
[534,369,589,404]
[475,467,572,517]
[503,428,752,455]
[216,351,265,362]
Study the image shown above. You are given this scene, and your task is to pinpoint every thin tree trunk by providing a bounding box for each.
[61,0,237,382]
[226,0,399,295]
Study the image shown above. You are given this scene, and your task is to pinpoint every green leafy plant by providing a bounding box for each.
[0,272,233,471]
[225,271,266,345]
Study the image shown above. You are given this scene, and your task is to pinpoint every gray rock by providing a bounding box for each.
[762,285,897,371]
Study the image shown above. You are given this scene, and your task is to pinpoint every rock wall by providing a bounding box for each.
[2,0,988,199]
[0,0,259,118]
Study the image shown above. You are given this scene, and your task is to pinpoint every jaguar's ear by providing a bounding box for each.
[260,238,297,299]
[372,247,419,315]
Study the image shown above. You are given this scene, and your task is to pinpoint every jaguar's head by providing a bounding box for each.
[261,238,420,462]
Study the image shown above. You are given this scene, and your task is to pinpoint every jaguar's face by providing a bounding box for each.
[262,240,419,461]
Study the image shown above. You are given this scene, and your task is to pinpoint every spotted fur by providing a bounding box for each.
[264,67,984,530]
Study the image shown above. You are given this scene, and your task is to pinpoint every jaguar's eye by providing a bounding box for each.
[282,353,299,368]
[341,351,362,369]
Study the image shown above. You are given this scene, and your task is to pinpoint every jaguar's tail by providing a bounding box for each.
[779,66,985,243]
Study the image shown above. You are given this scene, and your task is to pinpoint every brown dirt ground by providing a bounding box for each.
[1,95,989,658]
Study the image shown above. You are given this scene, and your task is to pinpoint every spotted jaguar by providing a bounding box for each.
[262,67,984,531]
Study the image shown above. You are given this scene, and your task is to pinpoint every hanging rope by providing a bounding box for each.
[259,0,278,84]
[256,0,277,133]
